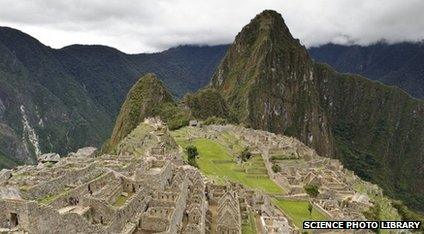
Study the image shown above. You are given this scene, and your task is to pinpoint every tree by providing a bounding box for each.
[308,202,313,215]
[272,164,281,173]
[186,145,199,168]
[239,147,252,162]
[304,184,319,198]
[186,145,198,160]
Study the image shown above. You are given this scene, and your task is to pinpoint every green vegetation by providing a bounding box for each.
[37,187,71,205]
[271,164,281,173]
[113,194,129,207]
[106,74,174,152]
[207,9,424,213]
[354,181,401,222]
[183,88,230,120]
[175,135,283,194]
[363,203,382,233]
[239,147,252,162]
[103,74,191,153]
[0,150,17,168]
[241,212,257,234]
[275,199,328,230]
[186,145,199,167]
[392,200,424,232]
[304,184,319,198]
[151,102,189,130]
[203,116,228,125]
[307,202,313,215]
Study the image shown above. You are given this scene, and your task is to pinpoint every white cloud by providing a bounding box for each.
[0,0,423,53]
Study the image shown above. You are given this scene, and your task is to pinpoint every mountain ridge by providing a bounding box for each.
[0,26,227,167]
[210,10,424,212]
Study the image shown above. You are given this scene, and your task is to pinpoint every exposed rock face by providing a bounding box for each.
[211,10,424,211]
[0,169,11,183]
[68,147,97,158]
[37,153,60,163]
[212,10,334,156]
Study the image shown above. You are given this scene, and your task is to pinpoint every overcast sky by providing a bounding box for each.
[0,0,423,53]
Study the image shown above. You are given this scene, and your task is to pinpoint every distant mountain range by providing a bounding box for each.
[0,26,226,167]
[309,42,424,99]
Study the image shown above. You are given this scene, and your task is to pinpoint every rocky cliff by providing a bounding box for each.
[211,10,424,211]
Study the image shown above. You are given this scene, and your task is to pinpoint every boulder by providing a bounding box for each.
[0,169,12,183]
[37,153,60,163]
[0,186,21,199]
[69,147,97,158]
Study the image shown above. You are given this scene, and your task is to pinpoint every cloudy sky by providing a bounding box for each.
[0,0,423,53]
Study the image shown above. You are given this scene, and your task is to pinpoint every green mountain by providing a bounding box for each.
[211,10,424,211]
[309,42,424,99]
[0,27,226,167]
[105,73,189,153]
[0,27,112,167]
[211,10,334,156]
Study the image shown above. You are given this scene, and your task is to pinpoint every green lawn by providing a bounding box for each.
[177,138,284,195]
[275,199,328,230]
[241,212,257,234]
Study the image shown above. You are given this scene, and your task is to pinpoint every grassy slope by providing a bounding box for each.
[275,199,328,230]
[172,127,283,194]
[177,138,283,194]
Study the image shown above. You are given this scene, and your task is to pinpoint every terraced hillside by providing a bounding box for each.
[171,124,406,232]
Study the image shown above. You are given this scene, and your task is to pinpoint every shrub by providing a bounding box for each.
[304,184,319,198]
[185,145,199,168]
[271,164,281,173]
[203,116,228,125]
[239,147,252,162]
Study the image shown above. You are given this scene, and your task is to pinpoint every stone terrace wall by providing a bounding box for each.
[107,187,152,232]
[22,164,101,200]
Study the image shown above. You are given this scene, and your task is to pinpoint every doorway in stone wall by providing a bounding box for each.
[10,213,18,227]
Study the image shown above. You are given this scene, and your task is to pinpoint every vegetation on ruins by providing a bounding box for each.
[363,203,382,233]
[304,184,319,198]
[392,200,424,232]
[203,116,228,125]
[186,145,199,167]
[172,129,284,194]
[275,199,328,230]
[308,202,313,215]
[271,163,281,173]
[239,147,252,162]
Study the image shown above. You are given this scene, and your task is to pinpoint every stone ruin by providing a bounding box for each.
[0,121,295,234]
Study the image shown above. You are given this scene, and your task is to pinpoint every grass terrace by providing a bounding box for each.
[172,128,284,195]
[274,199,328,231]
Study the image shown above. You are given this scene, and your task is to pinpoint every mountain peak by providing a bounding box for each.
[106,73,174,151]
[211,10,332,156]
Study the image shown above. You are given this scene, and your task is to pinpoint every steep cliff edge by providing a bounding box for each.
[211,10,424,211]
